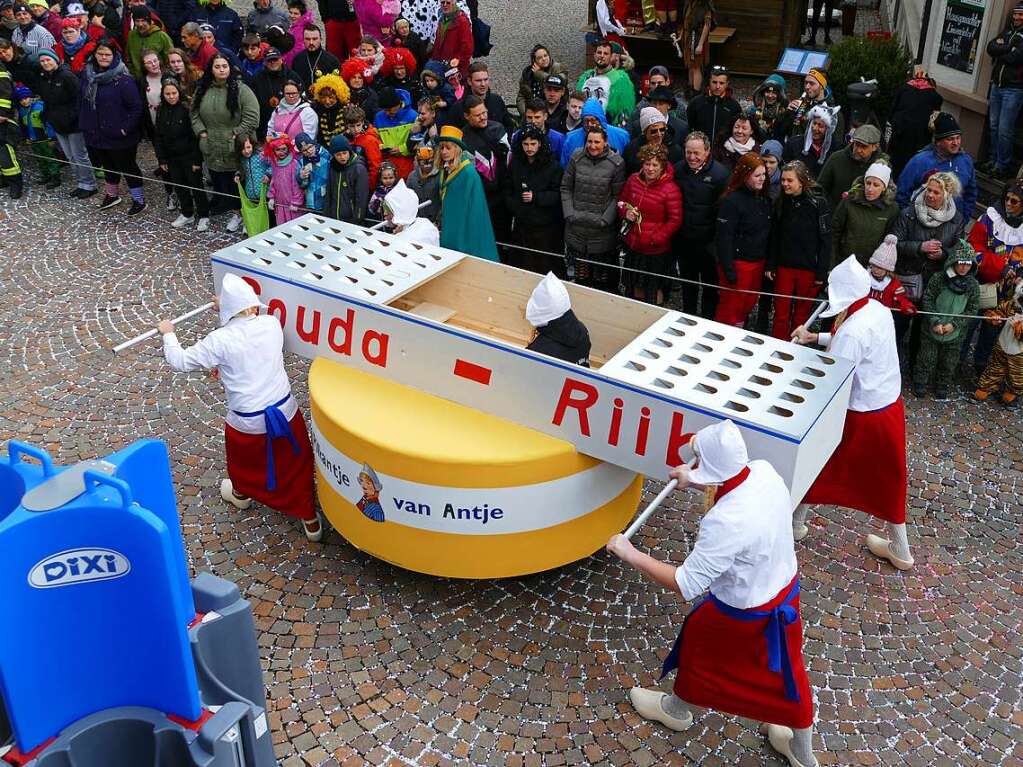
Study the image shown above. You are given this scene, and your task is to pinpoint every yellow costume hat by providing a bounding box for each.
[311,72,351,106]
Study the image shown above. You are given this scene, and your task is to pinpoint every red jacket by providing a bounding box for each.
[430,11,472,78]
[190,39,219,74]
[869,275,917,315]
[56,38,98,74]
[352,126,383,188]
[618,166,683,256]
[968,212,1023,285]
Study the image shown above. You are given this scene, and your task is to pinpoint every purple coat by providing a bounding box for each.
[79,61,144,151]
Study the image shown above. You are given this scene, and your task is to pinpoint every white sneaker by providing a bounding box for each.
[196,217,210,232]
[171,213,194,228]
[627,687,693,731]
[219,478,252,510]
[226,213,242,232]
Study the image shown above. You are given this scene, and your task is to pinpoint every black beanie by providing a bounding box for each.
[931,111,960,140]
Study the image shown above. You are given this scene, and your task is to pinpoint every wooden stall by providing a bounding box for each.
[586,0,805,77]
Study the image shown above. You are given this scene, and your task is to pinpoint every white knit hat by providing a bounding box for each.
[868,234,898,272]
[865,161,892,187]
[822,255,870,317]
[688,420,749,486]
[526,272,571,327]
[639,106,667,133]
[218,273,265,326]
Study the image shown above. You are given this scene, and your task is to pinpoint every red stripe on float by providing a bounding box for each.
[454,359,492,385]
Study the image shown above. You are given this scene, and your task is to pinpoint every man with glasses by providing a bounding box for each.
[686,65,740,144]
[428,0,472,79]
[623,107,680,174]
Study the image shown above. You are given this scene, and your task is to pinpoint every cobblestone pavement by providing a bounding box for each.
[1,5,1022,766]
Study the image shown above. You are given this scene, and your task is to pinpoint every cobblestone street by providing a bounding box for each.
[1,0,1022,763]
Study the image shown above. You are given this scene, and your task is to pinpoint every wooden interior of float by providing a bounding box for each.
[388,258,669,369]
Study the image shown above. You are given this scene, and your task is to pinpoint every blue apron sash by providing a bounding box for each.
[232,394,300,491]
[660,579,802,702]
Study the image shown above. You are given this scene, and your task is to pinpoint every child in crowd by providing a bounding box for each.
[311,72,350,149]
[975,280,1023,406]
[408,96,437,152]
[420,60,454,113]
[294,131,330,211]
[14,84,60,189]
[282,0,312,67]
[367,160,397,219]
[914,240,981,400]
[265,133,304,224]
[235,132,271,234]
[239,32,266,79]
[868,235,917,316]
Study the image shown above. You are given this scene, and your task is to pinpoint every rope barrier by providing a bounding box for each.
[13,146,1014,324]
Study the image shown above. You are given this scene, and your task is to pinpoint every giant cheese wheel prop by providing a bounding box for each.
[309,358,643,578]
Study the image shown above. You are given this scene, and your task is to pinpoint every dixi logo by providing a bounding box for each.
[27,548,131,589]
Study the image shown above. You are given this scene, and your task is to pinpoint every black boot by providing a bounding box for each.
[8,173,23,199]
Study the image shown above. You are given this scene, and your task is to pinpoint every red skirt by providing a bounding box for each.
[715,260,764,327]
[673,576,814,728]
[224,412,316,521]
[801,398,907,524]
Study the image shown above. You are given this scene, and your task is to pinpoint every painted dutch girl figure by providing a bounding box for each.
[357,463,385,522]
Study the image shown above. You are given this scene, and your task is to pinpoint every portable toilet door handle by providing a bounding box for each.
[82,470,134,510]
[7,442,55,477]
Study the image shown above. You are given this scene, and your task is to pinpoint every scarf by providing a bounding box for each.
[61,32,88,56]
[84,59,128,109]
[913,187,957,228]
[870,274,891,292]
[945,269,975,295]
[724,136,755,156]
[435,9,457,45]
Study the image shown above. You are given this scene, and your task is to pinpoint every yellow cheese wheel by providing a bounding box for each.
[309,357,643,578]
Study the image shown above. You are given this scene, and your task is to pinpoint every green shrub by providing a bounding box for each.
[826,36,915,123]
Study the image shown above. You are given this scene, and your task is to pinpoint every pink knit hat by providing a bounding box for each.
[868,234,898,272]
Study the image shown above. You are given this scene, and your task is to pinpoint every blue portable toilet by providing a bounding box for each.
[0,440,201,755]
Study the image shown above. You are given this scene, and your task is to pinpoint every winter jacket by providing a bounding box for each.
[188,39,220,73]
[190,80,260,171]
[406,163,440,221]
[451,90,515,133]
[673,157,728,242]
[245,2,288,34]
[715,185,772,281]
[618,166,682,256]
[623,135,682,175]
[239,152,271,200]
[429,10,472,78]
[505,152,563,230]
[79,61,144,150]
[509,126,564,162]
[516,58,566,115]
[350,125,382,187]
[831,177,900,266]
[461,119,509,203]
[297,145,331,210]
[349,84,378,122]
[56,37,98,75]
[154,99,202,165]
[152,0,196,41]
[626,101,688,143]
[526,309,591,367]
[895,145,977,218]
[316,0,356,23]
[884,77,943,176]
[195,1,244,54]
[324,153,368,223]
[249,65,298,135]
[968,207,1023,288]
[767,191,831,280]
[686,91,740,143]
[291,48,342,93]
[869,274,917,315]
[891,198,966,286]
[987,22,1023,89]
[17,99,53,141]
[11,22,55,58]
[35,63,82,135]
[33,9,63,41]
[281,8,312,67]
[126,26,173,76]
[816,144,889,210]
[921,254,980,344]
[559,98,628,167]
[561,145,626,254]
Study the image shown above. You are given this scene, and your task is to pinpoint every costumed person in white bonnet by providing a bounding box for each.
[606,420,819,767]
[791,255,912,569]
[525,272,592,366]
[383,179,440,247]
[158,274,324,542]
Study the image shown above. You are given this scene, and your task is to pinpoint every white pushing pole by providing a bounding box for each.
[112,302,215,353]
[623,478,680,540]
[791,300,829,345]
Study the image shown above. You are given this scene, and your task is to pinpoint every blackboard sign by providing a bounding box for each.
[937,0,985,74]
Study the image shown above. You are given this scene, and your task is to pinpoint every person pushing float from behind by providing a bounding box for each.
[791,254,914,570]
[606,420,819,767]
[158,274,324,542]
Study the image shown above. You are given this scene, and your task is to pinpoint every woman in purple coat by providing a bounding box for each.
[79,38,147,215]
